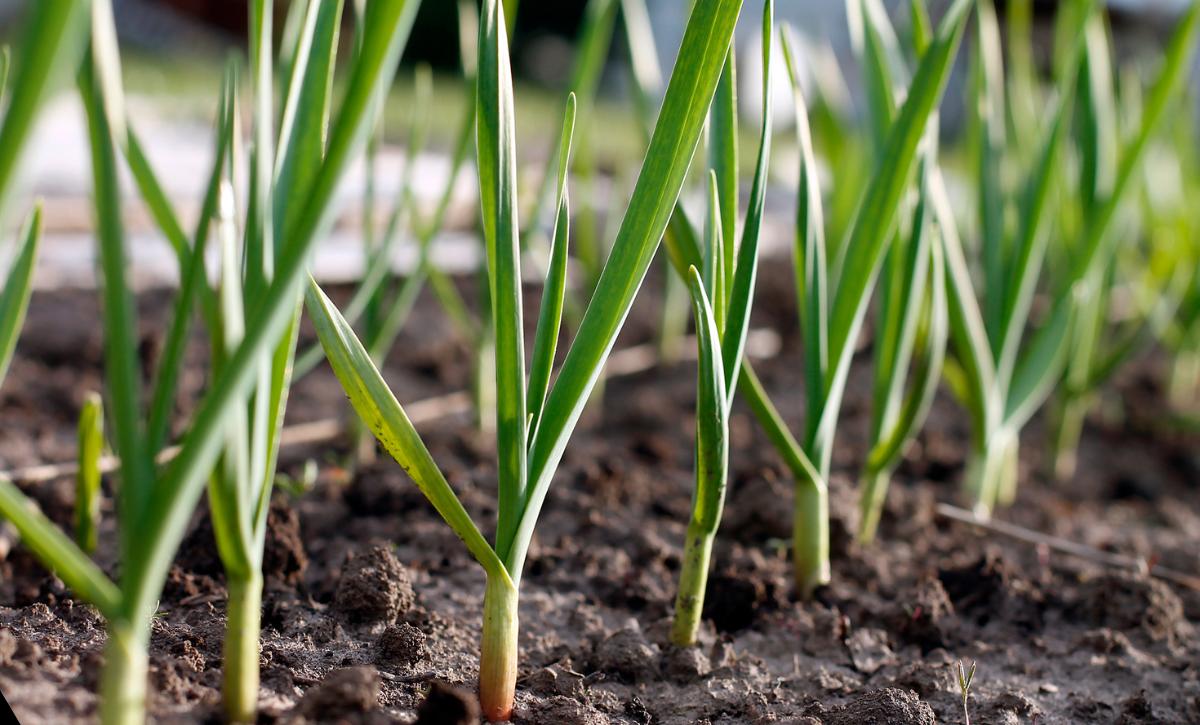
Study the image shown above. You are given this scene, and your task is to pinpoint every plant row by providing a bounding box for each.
[0,0,1197,722]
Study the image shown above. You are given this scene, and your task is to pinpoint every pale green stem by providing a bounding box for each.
[1050,394,1088,482]
[856,466,891,545]
[99,620,149,725]
[479,574,518,722]
[966,428,1017,518]
[995,434,1020,507]
[670,523,714,647]
[793,472,830,598]
[223,573,263,723]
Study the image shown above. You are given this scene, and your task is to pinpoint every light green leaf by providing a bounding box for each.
[0,206,41,384]
[516,0,745,581]
[0,479,122,620]
[305,278,511,586]
[477,0,528,560]
[527,94,577,440]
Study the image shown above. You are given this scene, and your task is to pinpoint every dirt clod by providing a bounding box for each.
[845,627,894,674]
[522,695,608,725]
[295,666,380,718]
[663,645,710,682]
[263,500,308,585]
[375,622,427,668]
[1076,573,1186,642]
[592,627,657,683]
[413,680,479,725]
[825,687,935,725]
[895,576,955,649]
[333,546,415,625]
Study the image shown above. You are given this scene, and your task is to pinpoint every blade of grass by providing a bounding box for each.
[516,0,745,581]
[721,0,773,395]
[0,206,41,383]
[812,0,973,469]
[123,0,419,622]
[478,0,528,561]
[75,392,104,556]
[305,278,511,583]
[80,54,155,546]
[527,94,577,440]
[670,265,728,646]
[0,479,121,618]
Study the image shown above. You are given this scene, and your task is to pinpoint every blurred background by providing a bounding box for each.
[0,0,1196,290]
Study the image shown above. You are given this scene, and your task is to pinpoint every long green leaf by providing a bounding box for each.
[516,0,745,581]
[80,55,154,549]
[932,166,994,441]
[0,206,41,384]
[1004,300,1073,429]
[974,0,1007,347]
[124,0,419,620]
[710,49,738,291]
[305,279,511,585]
[0,479,121,619]
[478,0,528,560]
[527,94,577,440]
[686,265,729,530]
[0,0,89,224]
[721,0,773,397]
[274,0,345,246]
[813,0,973,467]
[146,75,234,453]
[782,27,829,432]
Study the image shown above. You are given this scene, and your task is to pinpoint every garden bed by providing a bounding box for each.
[1,264,1197,724]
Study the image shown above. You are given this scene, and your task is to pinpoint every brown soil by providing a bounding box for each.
[1,265,1198,724]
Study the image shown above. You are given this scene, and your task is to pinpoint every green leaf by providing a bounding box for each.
[80,54,154,543]
[305,278,511,586]
[0,206,41,384]
[931,166,994,442]
[702,171,726,328]
[208,178,256,579]
[274,0,345,246]
[686,265,729,529]
[477,0,528,560]
[867,206,947,472]
[516,0,745,581]
[813,0,973,467]
[527,94,577,441]
[1067,2,1199,287]
[992,30,1086,392]
[857,0,904,151]
[781,27,829,434]
[0,479,122,619]
[709,49,738,292]
[243,0,276,303]
[721,0,773,397]
[974,0,1007,348]
[75,392,104,555]
[124,0,419,621]
[1004,300,1073,429]
[909,0,932,57]
[871,162,934,443]
[0,0,89,223]
[146,76,235,453]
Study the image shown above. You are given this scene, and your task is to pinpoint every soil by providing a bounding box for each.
[1,263,1198,724]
